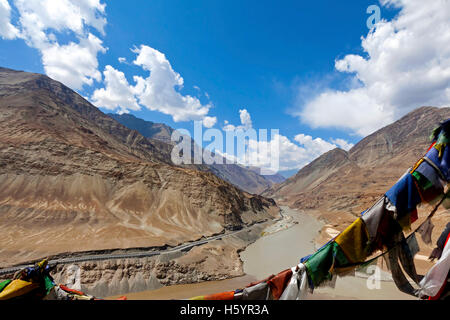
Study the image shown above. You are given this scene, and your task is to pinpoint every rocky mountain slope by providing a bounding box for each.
[109,113,285,194]
[108,113,174,146]
[265,106,450,233]
[0,67,279,267]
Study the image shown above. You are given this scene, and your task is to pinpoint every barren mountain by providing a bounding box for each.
[266,106,450,233]
[0,67,279,267]
[108,113,174,146]
[109,113,285,194]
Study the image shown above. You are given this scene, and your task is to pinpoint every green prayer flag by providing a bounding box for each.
[43,275,55,295]
[0,279,12,293]
[305,241,350,287]
[411,170,434,190]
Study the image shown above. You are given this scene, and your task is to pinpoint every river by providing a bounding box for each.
[108,206,415,300]
[240,206,322,280]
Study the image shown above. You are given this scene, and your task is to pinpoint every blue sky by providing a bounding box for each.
[1,0,449,177]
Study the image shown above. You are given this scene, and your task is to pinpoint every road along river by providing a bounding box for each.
[109,206,416,300]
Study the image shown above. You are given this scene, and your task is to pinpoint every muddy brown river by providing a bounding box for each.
[109,207,415,300]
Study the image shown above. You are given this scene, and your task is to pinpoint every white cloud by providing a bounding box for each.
[132,45,212,122]
[248,134,307,172]
[91,45,216,124]
[296,0,450,136]
[294,134,338,156]
[330,138,354,151]
[229,133,349,172]
[262,134,353,171]
[1,0,107,90]
[223,108,253,131]
[220,110,352,172]
[91,65,143,114]
[40,33,106,89]
[13,0,106,43]
[0,0,19,39]
[300,88,393,136]
[239,109,252,130]
[118,57,127,64]
[203,116,217,128]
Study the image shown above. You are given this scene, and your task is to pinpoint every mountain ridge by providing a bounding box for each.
[108,113,286,194]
